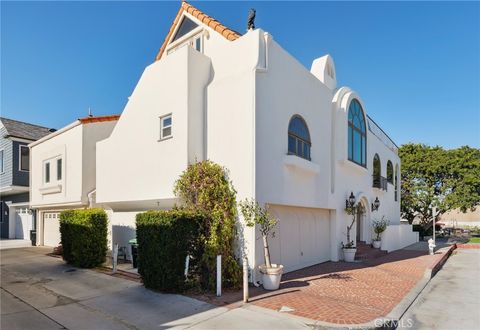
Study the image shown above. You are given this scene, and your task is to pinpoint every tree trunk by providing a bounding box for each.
[262,234,272,268]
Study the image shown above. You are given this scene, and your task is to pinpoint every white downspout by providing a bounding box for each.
[87,189,96,208]
[248,31,270,284]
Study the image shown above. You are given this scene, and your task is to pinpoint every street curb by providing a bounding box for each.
[305,244,456,330]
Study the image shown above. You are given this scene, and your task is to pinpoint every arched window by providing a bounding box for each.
[387,160,393,183]
[394,164,399,201]
[373,154,385,190]
[373,154,381,177]
[348,99,367,167]
[288,115,311,160]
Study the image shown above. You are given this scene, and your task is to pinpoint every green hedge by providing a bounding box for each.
[59,209,108,268]
[136,210,204,292]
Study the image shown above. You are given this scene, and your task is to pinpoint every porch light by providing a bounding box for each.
[346,192,356,209]
[371,197,380,212]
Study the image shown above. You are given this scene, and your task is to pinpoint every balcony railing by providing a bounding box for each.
[367,116,398,154]
[372,175,388,191]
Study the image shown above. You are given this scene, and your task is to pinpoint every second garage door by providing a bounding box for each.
[267,205,331,273]
[43,212,61,247]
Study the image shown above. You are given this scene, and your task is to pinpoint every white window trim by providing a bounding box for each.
[19,145,29,172]
[159,114,173,141]
[42,155,63,186]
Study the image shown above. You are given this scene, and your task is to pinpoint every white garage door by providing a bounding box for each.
[268,205,331,273]
[43,212,61,247]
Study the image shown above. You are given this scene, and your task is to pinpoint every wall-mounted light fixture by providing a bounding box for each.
[345,192,356,210]
[371,197,380,212]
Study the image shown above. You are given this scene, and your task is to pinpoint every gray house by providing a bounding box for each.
[0,117,55,239]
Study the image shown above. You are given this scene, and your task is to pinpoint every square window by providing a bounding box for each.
[160,114,172,140]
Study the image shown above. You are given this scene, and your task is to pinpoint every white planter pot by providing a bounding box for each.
[372,240,381,249]
[259,264,284,290]
[343,248,357,262]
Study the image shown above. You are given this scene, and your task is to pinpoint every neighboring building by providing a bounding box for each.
[439,208,480,228]
[29,115,119,246]
[0,117,54,239]
[93,1,418,278]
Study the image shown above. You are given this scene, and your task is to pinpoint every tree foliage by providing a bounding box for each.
[399,143,480,226]
[174,160,242,290]
[239,199,278,268]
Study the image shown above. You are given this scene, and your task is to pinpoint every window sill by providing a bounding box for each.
[284,155,320,175]
[39,184,62,195]
[340,159,368,175]
[158,136,173,142]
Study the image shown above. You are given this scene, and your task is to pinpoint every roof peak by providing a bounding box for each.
[155,1,241,61]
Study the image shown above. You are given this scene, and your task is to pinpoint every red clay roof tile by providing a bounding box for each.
[78,115,120,124]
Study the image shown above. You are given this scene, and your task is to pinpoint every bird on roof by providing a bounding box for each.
[247,8,256,31]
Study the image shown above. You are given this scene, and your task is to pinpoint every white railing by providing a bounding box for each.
[367,116,398,154]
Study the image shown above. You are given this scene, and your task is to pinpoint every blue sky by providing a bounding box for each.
[2,1,479,149]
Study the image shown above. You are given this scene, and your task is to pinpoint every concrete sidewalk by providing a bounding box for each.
[1,247,310,330]
[398,248,480,330]
[0,239,32,250]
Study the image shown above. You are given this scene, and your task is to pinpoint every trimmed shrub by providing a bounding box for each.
[136,210,204,292]
[59,209,108,268]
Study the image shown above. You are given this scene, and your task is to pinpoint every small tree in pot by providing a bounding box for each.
[343,196,365,262]
[372,216,389,249]
[239,199,283,290]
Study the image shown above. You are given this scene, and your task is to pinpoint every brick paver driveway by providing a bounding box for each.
[193,245,452,325]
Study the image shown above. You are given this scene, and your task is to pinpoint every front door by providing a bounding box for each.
[356,206,362,242]
[0,202,9,238]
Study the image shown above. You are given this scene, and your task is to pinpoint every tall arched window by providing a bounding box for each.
[387,160,393,183]
[348,99,367,167]
[373,154,385,189]
[288,115,311,160]
[373,154,381,177]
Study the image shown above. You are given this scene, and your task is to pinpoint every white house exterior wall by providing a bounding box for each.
[255,36,333,209]
[30,124,83,208]
[332,90,402,260]
[30,121,116,246]
[96,47,211,208]
[94,21,412,274]
[81,121,117,199]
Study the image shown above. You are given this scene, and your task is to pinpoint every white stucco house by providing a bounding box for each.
[29,115,118,246]
[30,2,418,278]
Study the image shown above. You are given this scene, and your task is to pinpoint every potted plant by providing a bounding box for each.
[239,199,283,290]
[372,216,389,249]
[343,197,365,262]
